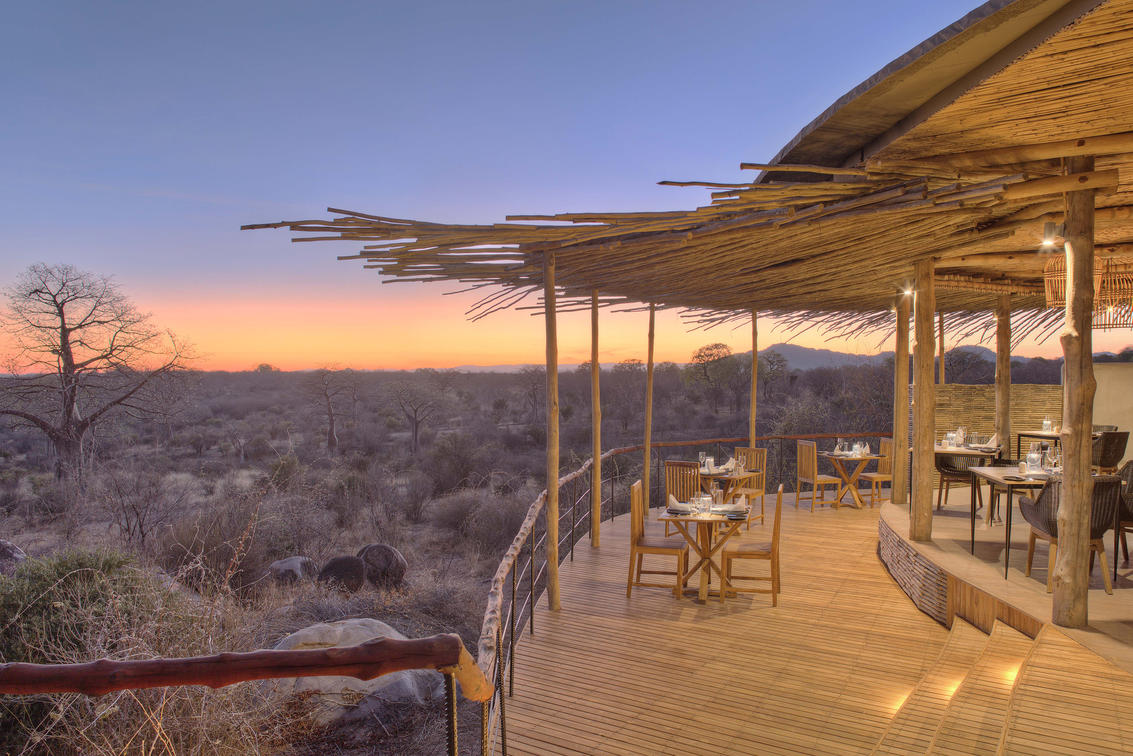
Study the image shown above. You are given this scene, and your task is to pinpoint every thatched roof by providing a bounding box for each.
[245,0,1133,342]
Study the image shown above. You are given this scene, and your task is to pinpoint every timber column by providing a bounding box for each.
[892,292,911,509]
[910,259,936,541]
[544,252,561,611]
[590,292,601,547]
[1053,155,1097,628]
[642,304,656,506]
[749,311,758,445]
[995,295,1011,458]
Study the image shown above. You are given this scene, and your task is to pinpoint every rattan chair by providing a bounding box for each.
[935,453,985,511]
[664,459,701,535]
[1020,475,1120,594]
[1115,460,1133,565]
[626,480,688,598]
[1092,431,1129,474]
[796,440,838,511]
[722,485,783,606]
[734,446,767,529]
[860,438,893,507]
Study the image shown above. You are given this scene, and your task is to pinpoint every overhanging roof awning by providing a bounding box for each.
[245,0,1133,342]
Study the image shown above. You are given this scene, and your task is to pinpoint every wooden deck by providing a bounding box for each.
[499,491,1133,755]
[504,495,949,755]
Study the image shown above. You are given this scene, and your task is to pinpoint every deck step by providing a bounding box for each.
[871,618,989,755]
[924,620,1033,755]
[996,624,1133,755]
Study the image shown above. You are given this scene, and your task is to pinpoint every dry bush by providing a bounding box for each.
[93,466,196,551]
[396,470,435,524]
[0,549,302,755]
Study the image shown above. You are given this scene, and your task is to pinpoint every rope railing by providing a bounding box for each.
[476,430,888,754]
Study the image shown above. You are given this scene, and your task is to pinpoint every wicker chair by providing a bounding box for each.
[1115,460,1133,565]
[733,446,766,529]
[1020,475,1120,594]
[984,457,1021,523]
[860,438,893,507]
[1092,431,1129,474]
[626,480,688,598]
[935,453,985,512]
[1094,424,1118,433]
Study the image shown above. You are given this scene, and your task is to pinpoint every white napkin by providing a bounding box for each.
[719,496,745,512]
[723,457,735,472]
[667,494,690,512]
[986,433,999,448]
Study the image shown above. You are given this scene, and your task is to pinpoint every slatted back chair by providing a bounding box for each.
[734,446,767,529]
[796,440,838,512]
[860,438,894,507]
[626,480,688,598]
[664,459,701,534]
[1116,460,1133,567]
[722,484,783,606]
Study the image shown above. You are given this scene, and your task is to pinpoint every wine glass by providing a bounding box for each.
[698,451,706,468]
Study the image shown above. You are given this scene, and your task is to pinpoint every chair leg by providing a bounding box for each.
[1094,541,1114,595]
[627,549,637,597]
[1122,529,1129,565]
[1026,531,1035,577]
[936,478,945,511]
[673,552,684,599]
[1047,541,1057,593]
[771,555,780,607]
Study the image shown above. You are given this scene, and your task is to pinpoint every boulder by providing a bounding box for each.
[355,543,408,589]
[317,555,365,593]
[267,618,443,733]
[268,556,318,584]
[0,540,27,577]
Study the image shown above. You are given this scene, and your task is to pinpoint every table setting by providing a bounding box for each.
[662,492,750,601]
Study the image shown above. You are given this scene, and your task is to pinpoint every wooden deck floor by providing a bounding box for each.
[503,495,950,755]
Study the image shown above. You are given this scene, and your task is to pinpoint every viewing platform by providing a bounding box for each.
[503,491,1133,755]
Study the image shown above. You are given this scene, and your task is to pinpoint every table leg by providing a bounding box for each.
[697,522,711,602]
[970,472,977,554]
[843,460,870,508]
[1004,485,1014,579]
[828,457,849,509]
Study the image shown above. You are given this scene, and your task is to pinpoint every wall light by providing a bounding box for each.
[1041,221,1065,249]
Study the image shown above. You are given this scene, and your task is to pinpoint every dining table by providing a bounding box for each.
[1014,429,1099,458]
[658,507,749,602]
[968,466,1047,579]
[817,451,880,508]
[698,466,753,507]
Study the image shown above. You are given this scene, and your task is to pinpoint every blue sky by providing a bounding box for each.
[6,1,1098,369]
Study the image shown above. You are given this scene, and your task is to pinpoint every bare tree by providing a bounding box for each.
[686,343,734,413]
[303,368,354,454]
[390,371,443,454]
[0,264,191,482]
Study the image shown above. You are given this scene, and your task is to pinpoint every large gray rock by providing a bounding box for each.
[268,556,317,584]
[356,543,408,589]
[317,555,365,593]
[0,540,26,577]
[268,618,443,733]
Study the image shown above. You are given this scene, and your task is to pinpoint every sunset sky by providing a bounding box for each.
[3,1,1130,371]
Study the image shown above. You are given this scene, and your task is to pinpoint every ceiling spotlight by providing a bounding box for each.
[1041,221,1065,250]
[903,287,913,296]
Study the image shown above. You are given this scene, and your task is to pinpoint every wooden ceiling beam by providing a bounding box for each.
[869,131,1133,171]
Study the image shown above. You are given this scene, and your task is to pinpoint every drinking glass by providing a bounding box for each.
[698,451,707,467]
[705,456,715,471]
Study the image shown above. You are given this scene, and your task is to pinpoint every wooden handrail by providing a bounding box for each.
[0,632,492,702]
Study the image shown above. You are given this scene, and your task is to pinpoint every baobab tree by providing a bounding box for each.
[0,264,190,482]
[303,367,356,454]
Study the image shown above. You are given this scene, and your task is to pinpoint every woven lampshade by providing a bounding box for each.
[1044,255,1133,330]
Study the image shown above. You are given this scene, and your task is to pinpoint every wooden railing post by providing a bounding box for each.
[1054,154,1097,628]
[444,672,458,756]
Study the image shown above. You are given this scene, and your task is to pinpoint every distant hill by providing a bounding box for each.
[762,343,891,372]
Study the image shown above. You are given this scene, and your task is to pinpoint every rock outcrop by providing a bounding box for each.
[268,556,318,584]
[356,543,408,589]
[317,555,365,593]
[0,540,27,577]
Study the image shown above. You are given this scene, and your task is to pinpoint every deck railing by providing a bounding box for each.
[476,430,887,754]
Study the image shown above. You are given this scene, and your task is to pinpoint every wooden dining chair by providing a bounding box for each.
[664,459,701,535]
[796,440,838,511]
[722,484,783,606]
[860,438,894,507]
[626,479,688,598]
[734,446,767,529]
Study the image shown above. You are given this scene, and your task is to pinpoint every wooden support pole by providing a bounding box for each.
[937,312,946,385]
[642,304,656,507]
[892,292,911,509]
[1053,155,1097,628]
[995,295,1012,457]
[749,311,758,445]
[590,291,602,547]
[544,252,561,612]
[911,259,936,541]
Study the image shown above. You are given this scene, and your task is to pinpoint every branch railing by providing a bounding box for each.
[476,430,888,754]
